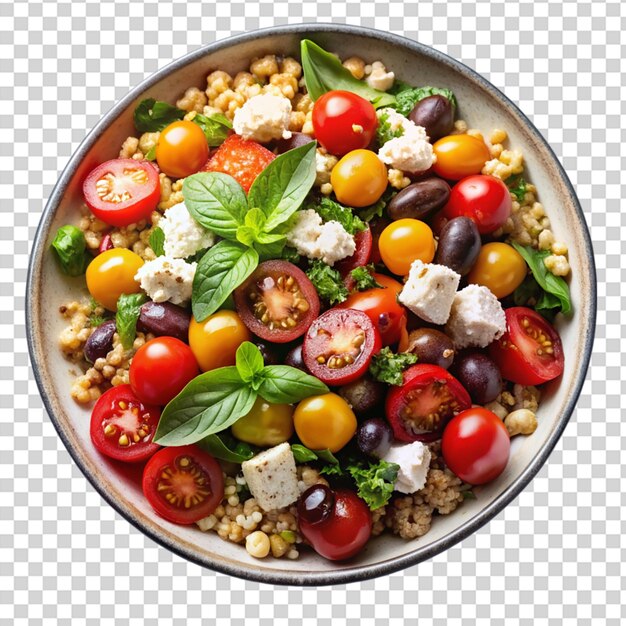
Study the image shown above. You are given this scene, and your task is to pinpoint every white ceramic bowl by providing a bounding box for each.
[26,24,595,585]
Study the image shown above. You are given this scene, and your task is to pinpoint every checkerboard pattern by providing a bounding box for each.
[2,0,624,623]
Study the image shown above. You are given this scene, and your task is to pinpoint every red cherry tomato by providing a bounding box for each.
[298,488,372,561]
[444,175,512,234]
[385,364,471,442]
[442,407,510,485]
[302,309,381,385]
[129,337,199,405]
[335,225,373,277]
[83,159,161,227]
[488,307,564,385]
[312,90,377,156]
[90,385,160,463]
[142,445,224,524]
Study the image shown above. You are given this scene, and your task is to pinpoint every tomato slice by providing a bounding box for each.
[202,134,275,191]
[488,307,564,385]
[90,385,161,463]
[234,260,320,343]
[335,225,373,277]
[385,364,471,442]
[302,308,382,385]
[83,159,161,227]
[142,445,224,525]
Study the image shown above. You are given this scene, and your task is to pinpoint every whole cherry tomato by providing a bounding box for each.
[156,120,209,179]
[378,218,435,276]
[331,149,388,207]
[467,242,527,299]
[432,134,491,181]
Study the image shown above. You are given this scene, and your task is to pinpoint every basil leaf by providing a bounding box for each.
[254,238,290,262]
[316,449,339,464]
[257,366,329,404]
[248,142,317,233]
[154,367,256,445]
[308,196,366,235]
[183,172,248,240]
[148,227,165,256]
[134,98,185,132]
[235,341,265,384]
[198,433,257,463]
[51,225,90,277]
[191,240,259,321]
[388,82,457,117]
[513,275,542,307]
[115,293,148,350]
[369,346,418,386]
[300,39,396,109]
[291,444,319,463]
[306,259,349,305]
[191,112,232,147]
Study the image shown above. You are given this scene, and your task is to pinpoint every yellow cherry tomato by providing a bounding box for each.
[156,120,209,179]
[188,310,250,372]
[85,248,144,311]
[432,134,491,180]
[378,218,435,276]
[232,397,294,447]
[293,393,357,453]
[330,149,388,207]
[468,242,527,299]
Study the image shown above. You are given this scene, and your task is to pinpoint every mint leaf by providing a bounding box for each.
[308,196,366,235]
[148,227,165,256]
[51,225,90,277]
[369,346,418,386]
[198,433,257,463]
[306,260,349,305]
[350,265,383,291]
[388,82,457,117]
[191,112,232,147]
[257,365,329,404]
[235,342,265,385]
[115,293,148,350]
[134,98,185,132]
[376,110,404,145]
[348,460,399,510]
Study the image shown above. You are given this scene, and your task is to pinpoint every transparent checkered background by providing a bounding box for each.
[2,0,624,623]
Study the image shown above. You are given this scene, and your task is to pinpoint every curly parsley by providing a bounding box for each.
[369,346,418,386]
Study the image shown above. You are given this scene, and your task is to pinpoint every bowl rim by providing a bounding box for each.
[26,22,596,586]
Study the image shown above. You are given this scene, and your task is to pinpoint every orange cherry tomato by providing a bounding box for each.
[330,149,388,207]
[467,242,527,299]
[378,218,435,275]
[156,120,209,179]
[432,134,491,180]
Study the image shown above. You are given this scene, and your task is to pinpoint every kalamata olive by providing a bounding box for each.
[387,178,451,222]
[253,340,280,366]
[434,216,481,276]
[137,301,191,343]
[451,352,502,404]
[285,343,307,372]
[357,418,393,458]
[275,132,316,154]
[404,328,455,369]
[84,319,116,363]
[297,484,335,525]
[408,95,455,142]
[337,376,386,416]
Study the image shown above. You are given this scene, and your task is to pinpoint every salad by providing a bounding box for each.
[53,40,572,562]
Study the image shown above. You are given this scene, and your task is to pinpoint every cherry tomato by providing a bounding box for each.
[442,407,510,485]
[312,90,377,156]
[234,260,320,344]
[85,248,144,311]
[302,309,381,386]
[330,149,388,207]
[489,307,564,385]
[385,364,471,442]
[293,393,357,453]
[231,397,294,447]
[142,445,224,524]
[335,225,373,277]
[203,134,275,192]
[432,134,491,181]
[83,159,161,228]
[90,385,160,463]
[298,487,372,561]
[336,273,405,346]
[444,174,512,234]
[155,120,209,179]
[188,310,250,372]
[467,242,527,299]
[378,218,435,276]
[129,337,199,405]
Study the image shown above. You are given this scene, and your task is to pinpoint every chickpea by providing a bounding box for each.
[245,530,271,558]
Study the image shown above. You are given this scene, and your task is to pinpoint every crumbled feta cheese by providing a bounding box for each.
[134,257,196,305]
[315,149,338,186]
[159,202,215,259]
[445,284,507,349]
[232,93,292,143]
[381,442,431,494]
[365,61,395,91]
[398,260,461,325]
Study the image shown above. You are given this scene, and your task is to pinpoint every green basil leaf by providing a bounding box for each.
[148,227,165,256]
[236,225,258,247]
[154,367,256,445]
[134,98,185,132]
[51,225,90,277]
[369,346,418,386]
[257,365,329,404]
[307,196,367,235]
[300,39,396,108]
[190,112,232,147]
[115,293,148,350]
[291,444,319,463]
[253,238,288,262]
[388,82,457,117]
[197,433,257,463]
[244,207,267,232]
[315,449,339,464]
[513,274,542,307]
[306,259,349,305]
[248,141,317,233]
[183,172,248,240]
[235,341,265,384]
[191,240,259,321]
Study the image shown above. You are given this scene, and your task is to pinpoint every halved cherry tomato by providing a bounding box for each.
[378,218,436,276]
[335,225,372,277]
[336,273,405,346]
[488,307,564,385]
[83,158,161,227]
[142,445,224,524]
[331,149,388,207]
[432,134,491,181]
[90,385,160,463]
[442,407,510,485]
[203,134,275,191]
[234,260,320,343]
[444,174,512,234]
[467,242,527,299]
[156,120,209,179]
[302,309,381,385]
[312,90,377,156]
[385,364,471,442]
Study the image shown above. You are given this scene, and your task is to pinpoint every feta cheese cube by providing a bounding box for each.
[366,61,395,92]
[233,94,292,144]
[159,202,215,259]
[134,257,196,305]
[241,443,300,512]
[381,441,431,494]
